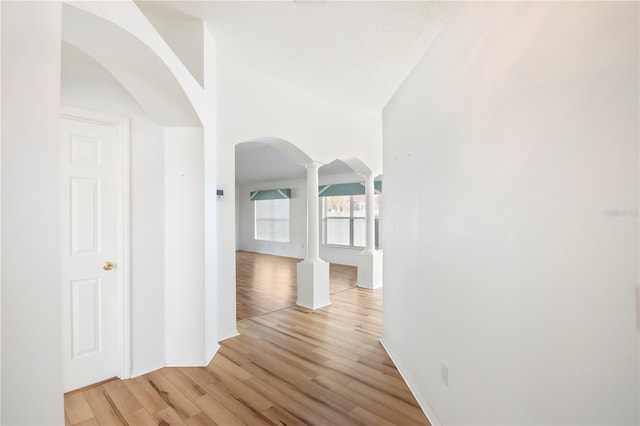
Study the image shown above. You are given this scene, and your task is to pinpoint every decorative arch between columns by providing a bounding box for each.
[319,157,383,289]
[235,139,383,313]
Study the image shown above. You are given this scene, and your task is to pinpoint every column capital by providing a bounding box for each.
[359,171,376,181]
[304,161,324,171]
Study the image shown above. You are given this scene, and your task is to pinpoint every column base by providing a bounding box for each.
[296,260,331,309]
[357,250,383,289]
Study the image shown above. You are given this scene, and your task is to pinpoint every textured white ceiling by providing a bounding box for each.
[138,1,453,116]
[137,1,454,182]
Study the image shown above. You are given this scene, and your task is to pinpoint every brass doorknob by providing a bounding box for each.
[103,261,115,271]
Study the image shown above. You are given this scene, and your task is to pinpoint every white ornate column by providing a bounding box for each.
[306,163,321,262]
[364,173,376,253]
[297,163,330,308]
[357,173,383,289]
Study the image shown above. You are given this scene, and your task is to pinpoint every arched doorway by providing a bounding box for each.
[234,138,311,320]
[233,143,382,324]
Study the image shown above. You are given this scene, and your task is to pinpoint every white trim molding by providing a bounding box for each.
[380,337,443,426]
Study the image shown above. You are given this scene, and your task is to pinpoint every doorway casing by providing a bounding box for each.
[60,104,132,384]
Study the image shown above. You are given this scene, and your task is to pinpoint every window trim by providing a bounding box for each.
[322,195,368,249]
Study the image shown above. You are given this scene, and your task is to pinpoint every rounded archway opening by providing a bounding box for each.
[233,145,381,323]
[234,138,313,321]
[318,158,381,255]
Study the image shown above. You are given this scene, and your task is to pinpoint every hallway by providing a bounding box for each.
[64,252,429,425]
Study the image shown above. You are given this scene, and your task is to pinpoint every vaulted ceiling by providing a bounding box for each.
[137,1,453,116]
[136,1,454,183]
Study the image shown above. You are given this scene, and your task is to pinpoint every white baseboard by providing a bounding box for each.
[206,343,221,365]
[218,330,240,342]
[164,358,208,367]
[128,347,219,379]
[379,337,443,426]
[125,342,223,380]
[129,361,166,379]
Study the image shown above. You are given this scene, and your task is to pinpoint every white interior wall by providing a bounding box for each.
[0,2,3,420]
[382,3,639,425]
[216,89,237,341]
[61,43,167,377]
[321,242,363,267]
[202,24,220,362]
[1,3,64,423]
[235,183,241,249]
[164,127,205,365]
[217,54,382,171]
[141,11,204,88]
[129,120,166,375]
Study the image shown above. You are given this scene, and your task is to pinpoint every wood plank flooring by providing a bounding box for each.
[65,251,429,426]
[236,251,358,320]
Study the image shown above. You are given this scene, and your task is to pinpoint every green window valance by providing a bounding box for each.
[318,181,382,197]
[250,188,291,201]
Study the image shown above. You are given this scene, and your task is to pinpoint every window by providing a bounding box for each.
[254,198,290,242]
[322,195,378,248]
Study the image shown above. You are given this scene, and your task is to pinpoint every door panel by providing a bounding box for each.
[61,117,119,392]
[71,278,101,358]
[71,178,100,254]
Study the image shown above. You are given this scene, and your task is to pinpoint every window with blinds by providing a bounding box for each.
[254,198,290,242]
[322,194,378,248]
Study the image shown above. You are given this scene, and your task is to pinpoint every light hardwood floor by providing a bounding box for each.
[236,251,358,320]
[65,251,429,426]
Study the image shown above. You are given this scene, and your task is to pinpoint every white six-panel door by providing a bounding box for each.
[61,116,119,392]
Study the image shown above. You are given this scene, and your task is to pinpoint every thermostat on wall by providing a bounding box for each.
[216,189,224,200]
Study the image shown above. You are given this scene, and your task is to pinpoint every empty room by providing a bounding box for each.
[1,1,638,425]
